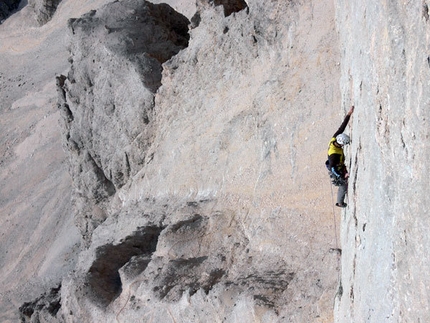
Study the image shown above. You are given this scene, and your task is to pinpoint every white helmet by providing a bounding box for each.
[336,133,350,145]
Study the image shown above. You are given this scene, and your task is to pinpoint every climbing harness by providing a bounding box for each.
[325,160,346,187]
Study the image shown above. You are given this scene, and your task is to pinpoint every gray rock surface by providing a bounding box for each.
[57,0,190,243]
[9,0,430,322]
[58,0,342,322]
[29,0,63,25]
[0,1,115,321]
[334,1,430,322]
[19,285,62,323]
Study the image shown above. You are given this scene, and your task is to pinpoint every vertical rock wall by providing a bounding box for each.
[2,0,430,321]
[335,1,430,322]
[58,0,343,322]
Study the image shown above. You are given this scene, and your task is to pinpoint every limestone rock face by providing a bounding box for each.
[2,0,430,322]
[335,1,430,322]
[29,0,62,25]
[58,0,342,322]
[57,0,190,242]
[1,0,345,322]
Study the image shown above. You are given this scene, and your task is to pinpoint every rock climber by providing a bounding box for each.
[327,106,354,207]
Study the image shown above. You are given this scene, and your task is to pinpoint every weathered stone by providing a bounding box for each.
[0,1,113,322]
[1,0,359,322]
[85,225,163,307]
[3,0,430,321]
[57,0,190,242]
[59,0,342,321]
[29,0,62,25]
[19,285,62,323]
[334,1,430,322]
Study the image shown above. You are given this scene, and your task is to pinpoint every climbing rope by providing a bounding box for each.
[328,174,342,289]
[329,180,339,251]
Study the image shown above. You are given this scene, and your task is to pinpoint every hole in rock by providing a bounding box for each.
[0,0,21,23]
[19,285,62,321]
[169,214,205,233]
[423,2,429,21]
[86,225,163,307]
[213,0,248,17]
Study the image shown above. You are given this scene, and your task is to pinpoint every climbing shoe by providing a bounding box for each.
[336,202,347,208]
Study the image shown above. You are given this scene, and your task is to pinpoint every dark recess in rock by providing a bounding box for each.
[169,214,205,233]
[29,0,63,25]
[152,256,220,301]
[253,294,275,308]
[212,0,248,17]
[83,151,117,200]
[191,0,248,28]
[19,285,62,323]
[0,0,21,23]
[190,11,201,29]
[423,1,429,21]
[226,269,295,308]
[86,225,163,307]
[202,268,226,294]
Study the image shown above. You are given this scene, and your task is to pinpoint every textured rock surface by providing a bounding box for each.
[29,0,63,25]
[58,0,342,322]
[335,1,430,322]
[4,0,413,322]
[19,285,62,323]
[4,0,430,322]
[0,1,116,322]
[58,0,190,243]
